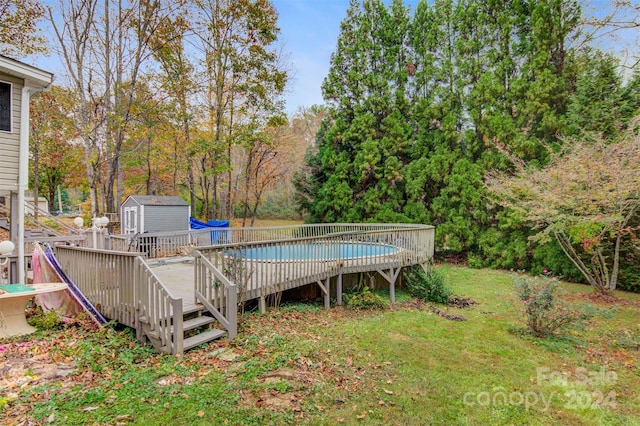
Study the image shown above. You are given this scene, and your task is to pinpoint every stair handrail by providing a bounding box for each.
[23,200,84,236]
[134,256,184,355]
[193,250,238,339]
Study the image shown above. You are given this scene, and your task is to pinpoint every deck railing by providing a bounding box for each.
[108,223,435,259]
[54,246,140,328]
[194,251,237,339]
[195,224,435,303]
[134,256,183,354]
[54,246,184,355]
[23,201,85,236]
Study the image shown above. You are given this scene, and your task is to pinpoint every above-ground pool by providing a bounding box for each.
[231,242,399,261]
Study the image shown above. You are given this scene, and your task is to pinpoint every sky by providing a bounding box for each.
[271,0,350,113]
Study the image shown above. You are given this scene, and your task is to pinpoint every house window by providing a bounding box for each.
[0,82,11,132]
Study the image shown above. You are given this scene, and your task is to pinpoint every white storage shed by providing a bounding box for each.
[120,195,190,235]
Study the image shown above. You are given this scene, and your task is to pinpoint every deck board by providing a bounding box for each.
[150,259,198,311]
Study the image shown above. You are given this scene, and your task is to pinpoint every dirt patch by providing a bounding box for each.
[0,342,78,404]
[567,291,640,308]
[448,296,478,309]
[404,299,429,311]
[404,296,478,318]
[406,299,468,320]
[238,367,320,413]
[585,339,640,368]
[427,305,467,321]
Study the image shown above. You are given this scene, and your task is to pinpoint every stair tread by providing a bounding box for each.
[183,305,205,316]
[183,329,226,350]
[140,306,205,325]
[183,315,216,331]
[143,315,215,337]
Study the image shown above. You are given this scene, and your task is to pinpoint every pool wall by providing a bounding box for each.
[230,241,400,262]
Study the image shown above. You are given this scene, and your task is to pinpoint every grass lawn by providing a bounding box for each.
[1,265,639,425]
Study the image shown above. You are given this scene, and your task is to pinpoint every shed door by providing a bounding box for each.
[123,206,137,234]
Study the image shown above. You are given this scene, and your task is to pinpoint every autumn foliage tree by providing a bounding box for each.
[0,0,47,57]
[488,121,640,293]
[29,86,84,213]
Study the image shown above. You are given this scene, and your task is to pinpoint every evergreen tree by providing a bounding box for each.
[296,0,597,267]
[567,48,639,140]
[512,0,580,152]
[309,0,412,223]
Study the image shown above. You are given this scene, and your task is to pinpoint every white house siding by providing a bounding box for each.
[0,73,23,191]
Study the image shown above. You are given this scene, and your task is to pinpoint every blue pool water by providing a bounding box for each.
[231,242,398,261]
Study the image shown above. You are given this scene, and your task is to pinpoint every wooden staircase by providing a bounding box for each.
[140,305,227,353]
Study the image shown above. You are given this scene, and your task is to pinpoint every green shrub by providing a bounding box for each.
[404,265,452,304]
[513,276,599,338]
[618,264,640,293]
[531,240,585,283]
[27,306,62,330]
[616,230,640,292]
[473,223,531,270]
[345,286,388,310]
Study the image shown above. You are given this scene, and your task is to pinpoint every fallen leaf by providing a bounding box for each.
[82,406,99,412]
[382,388,394,395]
[197,410,204,417]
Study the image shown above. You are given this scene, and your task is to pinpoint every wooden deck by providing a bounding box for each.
[53,223,435,356]
[149,258,198,310]
[150,252,412,311]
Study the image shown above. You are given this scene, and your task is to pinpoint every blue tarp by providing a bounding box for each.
[189,217,229,244]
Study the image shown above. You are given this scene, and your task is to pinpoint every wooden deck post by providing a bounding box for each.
[324,277,330,309]
[259,296,266,313]
[227,284,238,339]
[316,279,330,309]
[377,267,402,304]
[336,273,343,306]
[172,299,184,356]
